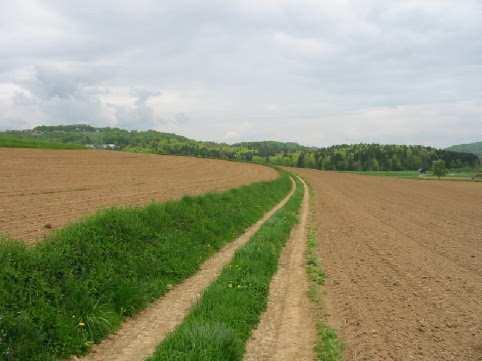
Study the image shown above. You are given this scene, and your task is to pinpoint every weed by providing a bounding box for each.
[303,181,343,361]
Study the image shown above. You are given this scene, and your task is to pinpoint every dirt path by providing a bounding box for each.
[0,148,276,243]
[244,177,316,361]
[72,178,295,361]
[293,169,482,361]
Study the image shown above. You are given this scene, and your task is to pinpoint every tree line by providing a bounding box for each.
[3,125,479,170]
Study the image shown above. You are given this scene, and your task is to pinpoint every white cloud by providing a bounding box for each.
[0,0,481,146]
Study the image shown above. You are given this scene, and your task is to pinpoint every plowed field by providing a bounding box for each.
[0,149,276,244]
[294,169,482,361]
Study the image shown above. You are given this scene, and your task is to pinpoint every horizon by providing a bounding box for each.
[3,122,480,150]
[1,1,481,148]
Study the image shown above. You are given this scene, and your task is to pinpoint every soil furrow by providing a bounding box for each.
[0,148,277,243]
[293,169,482,361]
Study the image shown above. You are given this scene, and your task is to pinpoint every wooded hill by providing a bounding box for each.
[446,141,482,159]
[2,125,479,171]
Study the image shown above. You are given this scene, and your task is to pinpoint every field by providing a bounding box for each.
[293,169,482,361]
[2,146,482,361]
[0,134,84,149]
[0,148,276,243]
[341,169,482,181]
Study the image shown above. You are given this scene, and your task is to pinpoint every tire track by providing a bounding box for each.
[244,177,316,361]
[72,177,296,361]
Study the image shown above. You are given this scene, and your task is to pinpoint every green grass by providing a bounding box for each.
[304,183,343,361]
[146,176,304,361]
[0,135,84,149]
[342,169,482,181]
[0,173,291,361]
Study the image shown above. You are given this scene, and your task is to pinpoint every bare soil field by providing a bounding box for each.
[0,148,277,243]
[293,169,482,361]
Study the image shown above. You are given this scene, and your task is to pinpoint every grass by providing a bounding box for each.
[304,183,343,361]
[342,169,482,182]
[0,135,84,149]
[0,173,291,361]
[146,176,304,361]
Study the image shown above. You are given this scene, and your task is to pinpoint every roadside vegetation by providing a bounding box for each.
[146,176,303,361]
[0,173,291,361]
[305,183,343,361]
[306,229,343,361]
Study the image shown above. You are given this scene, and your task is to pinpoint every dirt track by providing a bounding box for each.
[72,178,295,361]
[244,177,315,361]
[293,169,482,361]
[0,149,276,243]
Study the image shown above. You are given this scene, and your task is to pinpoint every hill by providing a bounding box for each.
[446,141,482,158]
[1,124,479,171]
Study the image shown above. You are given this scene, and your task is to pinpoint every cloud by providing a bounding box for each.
[0,0,481,146]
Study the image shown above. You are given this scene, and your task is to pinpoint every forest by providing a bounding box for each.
[2,125,479,171]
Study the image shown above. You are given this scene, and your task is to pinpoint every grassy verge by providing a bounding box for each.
[0,173,291,361]
[304,183,343,361]
[146,176,304,361]
[0,135,84,149]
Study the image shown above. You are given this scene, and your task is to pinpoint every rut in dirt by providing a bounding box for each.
[244,177,316,361]
[72,178,296,361]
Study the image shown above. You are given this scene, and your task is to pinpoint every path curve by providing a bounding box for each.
[72,177,296,361]
[244,176,316,361]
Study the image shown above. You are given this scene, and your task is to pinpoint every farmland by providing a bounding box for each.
[0,152,292,361]
[1,145,481,361]
[293,169,482,361]
[0,148,276,243]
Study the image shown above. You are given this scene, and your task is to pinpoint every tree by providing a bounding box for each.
[296,152,305,168]
[432,159,448,178]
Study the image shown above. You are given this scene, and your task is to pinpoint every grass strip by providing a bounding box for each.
[0,135,84,149]
[0,173,291,361]
[304,183,343,361]
[146,176,303,361]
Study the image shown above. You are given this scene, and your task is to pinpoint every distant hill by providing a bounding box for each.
[1,124,479,171]
[232,141,311,157]
[446,141,482,158]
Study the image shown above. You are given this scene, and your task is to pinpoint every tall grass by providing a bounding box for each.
[147,176,304,361]
[0,135,84,149]
[0,174,291,361]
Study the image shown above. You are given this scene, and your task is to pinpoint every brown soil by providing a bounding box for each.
[293,169,482,361]
[72,178,296,361]
[0,148,276,244]
[244,177,316,361]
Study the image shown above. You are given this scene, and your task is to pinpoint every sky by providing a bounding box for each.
[0,0,481,147]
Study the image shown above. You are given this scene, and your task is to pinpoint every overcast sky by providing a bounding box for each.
[0,0,481,147]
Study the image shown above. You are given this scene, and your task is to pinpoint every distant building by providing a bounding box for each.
[86,143,119,150]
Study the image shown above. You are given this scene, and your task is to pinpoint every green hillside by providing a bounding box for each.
[0,134,84,150]
[1,124,479,171]
[446,141,482,158]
